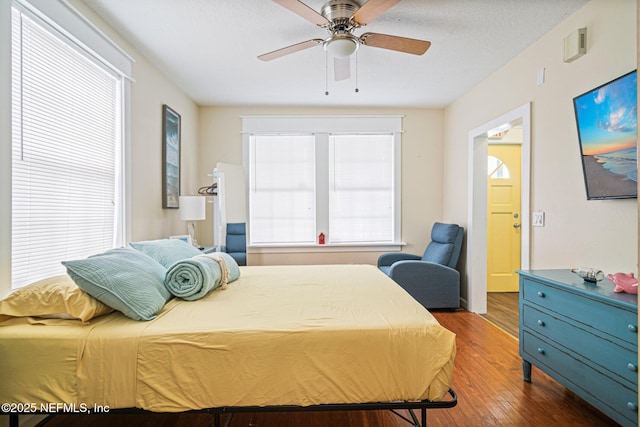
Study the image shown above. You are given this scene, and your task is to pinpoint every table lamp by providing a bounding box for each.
[179,195,206,247]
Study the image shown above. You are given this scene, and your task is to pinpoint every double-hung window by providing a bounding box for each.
[329,134,395,243]
[249,134,316,244]
[243,116,402,249]
[10,1,131,289]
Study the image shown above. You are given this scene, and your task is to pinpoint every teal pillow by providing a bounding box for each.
[204,252,241,283]
[62,247,170,321]
[129,239,202,268]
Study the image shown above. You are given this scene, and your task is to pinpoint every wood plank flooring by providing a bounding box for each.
[481,292,519,338]
[35,310,617,427]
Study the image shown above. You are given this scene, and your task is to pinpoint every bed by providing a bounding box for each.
[0,264,456,426]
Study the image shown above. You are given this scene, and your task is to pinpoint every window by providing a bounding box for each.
[488,155,510,179]
[243,116,402,248]
[249,135,316,244]
[10,2,130,289]
[329,134,394,243]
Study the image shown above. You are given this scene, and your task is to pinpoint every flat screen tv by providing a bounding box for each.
[573,70,637,200]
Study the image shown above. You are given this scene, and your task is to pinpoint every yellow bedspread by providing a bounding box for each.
[0,264,456,412]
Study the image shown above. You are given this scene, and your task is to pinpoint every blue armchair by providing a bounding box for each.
[223,223,247,266]
[378,222,464,310]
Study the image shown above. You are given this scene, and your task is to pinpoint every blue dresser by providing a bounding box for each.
[518,269,638,426]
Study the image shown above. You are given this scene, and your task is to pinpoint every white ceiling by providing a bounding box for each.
[81,0,590,108]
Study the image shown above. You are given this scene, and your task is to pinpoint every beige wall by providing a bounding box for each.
[59,1,201,242]
[444,0,637,295]
[197,106,445,265]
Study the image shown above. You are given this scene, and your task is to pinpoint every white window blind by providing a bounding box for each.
[249,135,316,244]
[329,134,394,243]
[11,5,123,289]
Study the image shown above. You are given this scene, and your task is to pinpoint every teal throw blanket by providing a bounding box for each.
[164,255,228,301]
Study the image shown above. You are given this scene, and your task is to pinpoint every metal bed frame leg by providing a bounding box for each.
[211,412,233,427]
[391,409,424,427]
[410,408,428,427]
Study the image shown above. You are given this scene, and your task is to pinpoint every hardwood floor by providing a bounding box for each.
[481,292,520,338]
[35,311,617,427]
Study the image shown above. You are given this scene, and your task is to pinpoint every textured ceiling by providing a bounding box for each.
[81,0,590,108]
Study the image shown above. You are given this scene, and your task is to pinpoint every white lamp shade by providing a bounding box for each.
[179,196,206,221]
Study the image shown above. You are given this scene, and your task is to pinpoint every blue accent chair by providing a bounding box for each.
[224,223,247,266]
[378,222,464,310]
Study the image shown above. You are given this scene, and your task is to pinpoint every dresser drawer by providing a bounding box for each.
[522,278,638,346]
[522,331,638,426]
[522,304,638,385]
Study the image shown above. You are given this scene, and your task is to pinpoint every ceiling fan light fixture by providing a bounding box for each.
[325,36,359,57]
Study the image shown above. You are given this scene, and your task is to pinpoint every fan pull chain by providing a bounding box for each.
[355,50,359,93]
[325,51,329,96]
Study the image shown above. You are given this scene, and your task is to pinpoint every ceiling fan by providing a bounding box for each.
[258,0,431,81]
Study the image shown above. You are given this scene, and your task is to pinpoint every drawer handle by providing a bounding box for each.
[628,324,638,333]
[626,402,638,412]
[628,363,637,372]
[537,347,545,355]
[537,320,545,327]
[537,291,545,298]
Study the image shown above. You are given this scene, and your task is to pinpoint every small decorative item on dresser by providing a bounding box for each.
[608,272,639,294]
[571,267,604,282]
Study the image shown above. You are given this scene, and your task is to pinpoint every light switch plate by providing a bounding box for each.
[537,68,545,86]
[532,211,545,227]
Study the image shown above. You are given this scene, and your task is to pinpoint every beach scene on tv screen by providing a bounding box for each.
[574,71,637,199]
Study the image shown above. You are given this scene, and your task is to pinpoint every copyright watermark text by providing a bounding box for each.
[1,402,109,414]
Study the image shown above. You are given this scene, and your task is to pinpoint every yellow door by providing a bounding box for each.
[487,144,521,292]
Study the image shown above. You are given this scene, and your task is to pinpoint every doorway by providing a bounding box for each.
[467,103,531,313]
[487,142,522,292]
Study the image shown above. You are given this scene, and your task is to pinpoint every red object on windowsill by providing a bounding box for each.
[318,233,325,245]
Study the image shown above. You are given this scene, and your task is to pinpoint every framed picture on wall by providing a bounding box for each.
[573,70,637,200]
[162,104,181,208]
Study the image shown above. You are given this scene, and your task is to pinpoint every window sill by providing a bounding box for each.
[248,242,406,254]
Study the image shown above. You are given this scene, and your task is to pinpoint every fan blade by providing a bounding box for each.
[334,56,350,81]
[258,39,323,61]
[360,32,431,55]
[352,0,400,25]
[273,0,330,27]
